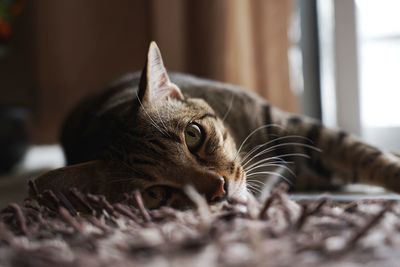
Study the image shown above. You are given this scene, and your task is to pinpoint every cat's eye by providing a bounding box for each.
[142,186,169,209]
[184,123,204,152]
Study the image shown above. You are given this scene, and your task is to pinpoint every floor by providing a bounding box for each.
[0,145,65,208]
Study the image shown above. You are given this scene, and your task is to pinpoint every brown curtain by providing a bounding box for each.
[0,0,298,143]
[151,0,297,110]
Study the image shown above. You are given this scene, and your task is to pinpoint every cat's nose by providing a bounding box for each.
[209,177,227,202]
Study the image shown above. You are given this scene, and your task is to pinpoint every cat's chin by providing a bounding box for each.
[230,188,250,203]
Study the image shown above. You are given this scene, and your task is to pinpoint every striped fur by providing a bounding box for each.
[33,43,400,209]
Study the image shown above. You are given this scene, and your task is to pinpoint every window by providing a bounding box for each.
[317,0,400,151]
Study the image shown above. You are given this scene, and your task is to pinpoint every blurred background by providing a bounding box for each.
[0,0,399,205]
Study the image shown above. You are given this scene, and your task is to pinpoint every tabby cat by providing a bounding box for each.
[32,42,400,209]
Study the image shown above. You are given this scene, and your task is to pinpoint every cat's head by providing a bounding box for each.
[117,42,248,208]
[32,42,248,209]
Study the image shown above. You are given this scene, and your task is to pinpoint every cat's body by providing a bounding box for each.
[33,43,400,208]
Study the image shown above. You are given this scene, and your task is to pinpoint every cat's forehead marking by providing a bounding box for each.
[198,113,217,121]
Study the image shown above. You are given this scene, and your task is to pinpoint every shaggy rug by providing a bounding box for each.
[1,182,400,267]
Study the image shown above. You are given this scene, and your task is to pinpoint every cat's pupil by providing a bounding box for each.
[146,186,166,200]
[148,189,158,199]
[142,186,170,209]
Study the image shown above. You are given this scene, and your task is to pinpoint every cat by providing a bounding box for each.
[31,42,400,209]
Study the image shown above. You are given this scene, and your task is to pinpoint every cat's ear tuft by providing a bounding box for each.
[138,42,183,103]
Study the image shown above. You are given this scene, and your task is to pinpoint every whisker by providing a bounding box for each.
[245,158,288,170]
[241,135,314,165]
[242,142,319,169]
[244,158,294,172]
[264,153,310,164]
[222,94,235,122]
[234,124,284,161]
[247,187,263,195]
[154,102,171,137]
[246,184,263,192]
[136,92,168,136]
[246,171,293,185]
[245,163,296,178]
[246,184,263,194]
[246,180,266,186]
[246,180,265,186]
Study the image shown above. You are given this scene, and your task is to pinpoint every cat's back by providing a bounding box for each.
[60,74,141,164]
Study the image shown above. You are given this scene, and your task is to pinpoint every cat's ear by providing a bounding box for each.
[138,42,183,103]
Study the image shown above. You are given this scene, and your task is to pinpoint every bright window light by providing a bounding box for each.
[356,0,400,127]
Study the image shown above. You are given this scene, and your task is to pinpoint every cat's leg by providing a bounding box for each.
[268,108,400,193]
[30,160,138,202]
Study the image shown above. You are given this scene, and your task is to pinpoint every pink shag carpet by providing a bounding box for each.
[1,183,400,267]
